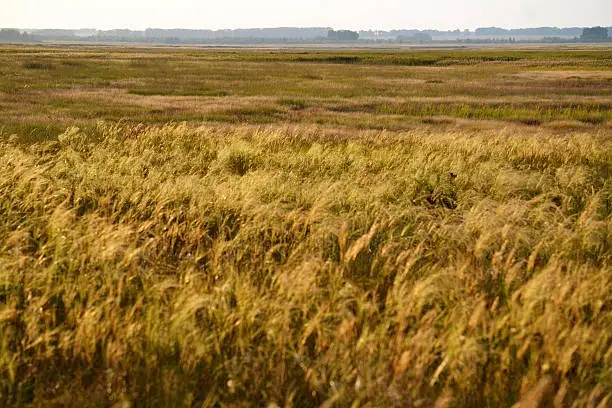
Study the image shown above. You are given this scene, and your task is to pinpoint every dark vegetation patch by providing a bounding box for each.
[302,74,324,80]
[517,119,542,126]
[1,123,82,144]
[248,52,516,66]
[294,55,362,64]
[326,101,610,124]
[277,98,310,110]
[22,61,54,70]
[421,117,454,125]
[60,59,85,67]
[128,89,229,97]
[328,104,368,113]
[236,51,534,66]
[148,107,186,116]
[206,107,287,124]
[576,115,606,125]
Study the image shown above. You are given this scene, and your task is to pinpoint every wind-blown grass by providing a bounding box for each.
[0,122,609,407]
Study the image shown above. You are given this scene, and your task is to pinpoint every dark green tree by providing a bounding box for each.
[328,29,359,41]
[580,26,609,41]
[0,29,31,43]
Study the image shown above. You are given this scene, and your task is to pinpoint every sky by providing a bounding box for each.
[1,0,611,31]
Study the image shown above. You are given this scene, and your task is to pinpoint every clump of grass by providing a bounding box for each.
[0,122,609,407]
[217,141,261,176]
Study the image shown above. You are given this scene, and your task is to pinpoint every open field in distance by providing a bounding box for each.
[1,45,611,142]
[0,45,610,407]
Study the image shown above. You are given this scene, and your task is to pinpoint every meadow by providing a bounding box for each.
[0,44,610,407]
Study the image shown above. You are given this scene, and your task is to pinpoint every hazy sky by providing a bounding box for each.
[2,0,611,30]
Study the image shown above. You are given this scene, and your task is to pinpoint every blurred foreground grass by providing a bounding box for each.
[0,122,610,407]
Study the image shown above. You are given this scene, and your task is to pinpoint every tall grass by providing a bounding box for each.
[0,123,609,407]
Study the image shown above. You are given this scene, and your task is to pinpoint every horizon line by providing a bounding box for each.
[5,24,611,32]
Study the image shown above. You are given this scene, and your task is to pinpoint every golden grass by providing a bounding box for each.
[0,121,610,407]
[0,44,610,406]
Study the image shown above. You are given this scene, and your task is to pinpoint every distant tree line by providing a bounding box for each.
[397,32,432,43]
[144,27,330,39]
[0,29,36,43]
[327,30,359,41]
[475,26,584,37]
[2,26,610,45]
[580,26,609,41]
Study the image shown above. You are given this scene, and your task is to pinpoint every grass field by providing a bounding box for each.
[0,45,610,407]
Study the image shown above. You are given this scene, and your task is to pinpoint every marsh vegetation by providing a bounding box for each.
[0,45,610,407]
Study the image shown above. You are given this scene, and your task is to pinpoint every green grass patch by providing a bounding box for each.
[0,122,67,143]
[372,102,611,124]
